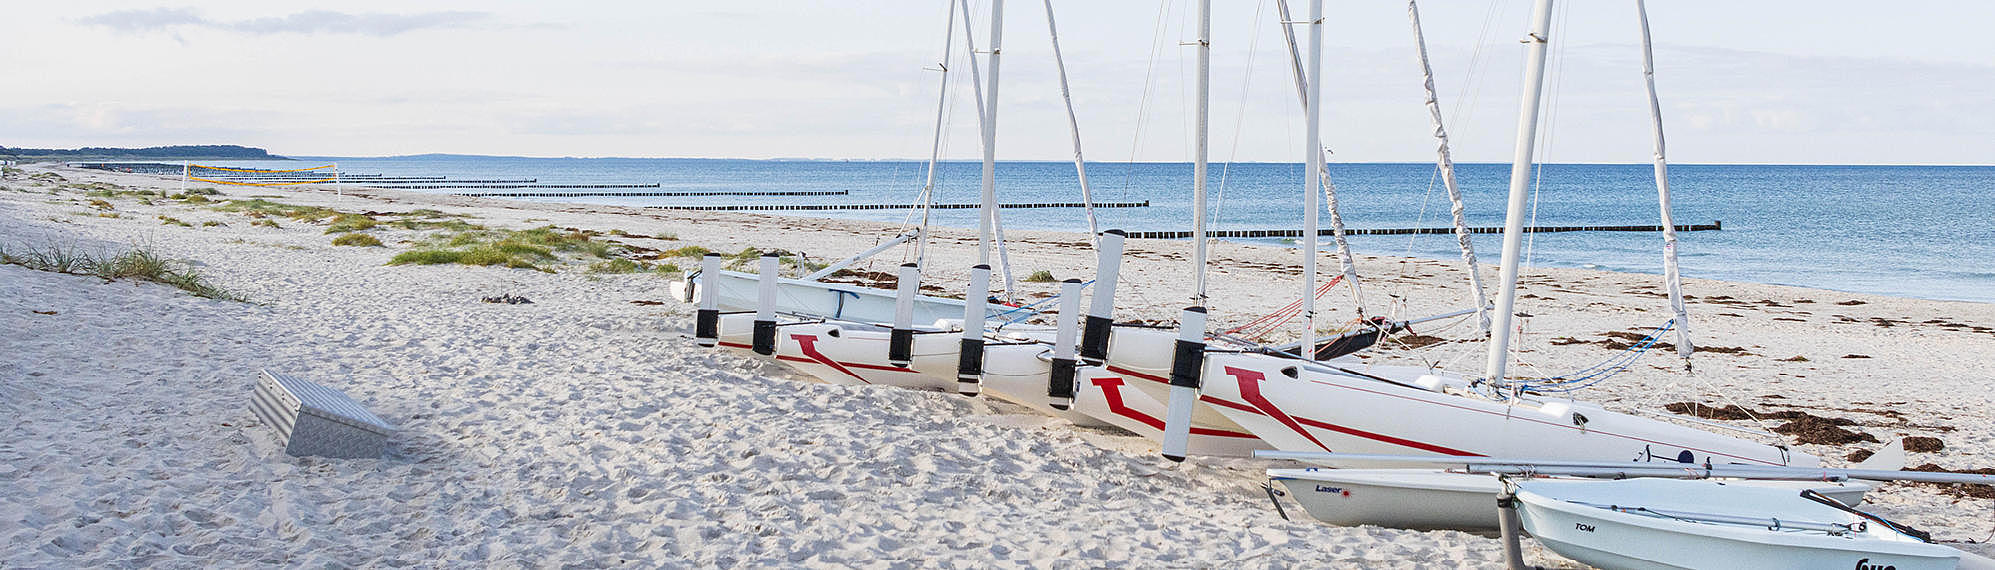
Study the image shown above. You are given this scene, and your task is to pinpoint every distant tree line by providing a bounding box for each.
[0,145,281,160]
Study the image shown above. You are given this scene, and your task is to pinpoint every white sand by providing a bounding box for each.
[3,164,1991,566]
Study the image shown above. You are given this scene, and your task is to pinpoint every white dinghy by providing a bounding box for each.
[1265,452,1995,570]
[1266,467,1870,533]
[1514,478,1976,570]
[1260,439,1910,533]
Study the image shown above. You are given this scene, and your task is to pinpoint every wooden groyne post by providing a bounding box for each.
[1124,221,1720,239]
[454,190,851,198]
[645,200,1151,212]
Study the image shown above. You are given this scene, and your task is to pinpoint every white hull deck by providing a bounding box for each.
[710,314,1273,456]
[1191,350,1813,468]
[675,269,1008,325]
[1269,468,1871,534]
[1516,478,1964,570]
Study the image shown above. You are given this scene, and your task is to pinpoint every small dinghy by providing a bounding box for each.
[1268,468,1871,533]
[1514,478,1967,570]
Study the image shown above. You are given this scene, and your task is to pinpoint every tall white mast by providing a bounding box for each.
[975,0,1007,267]
[1041,0,1099,238]
[1408,0,1492,333]
[913,0,960,268]
[1275,0,1362,318]
[1161,0,1214,464]
[1300,0,1323,351]
[1483,0,1557,385]
[1637,0,1694,363]
[1189,0,1211,304]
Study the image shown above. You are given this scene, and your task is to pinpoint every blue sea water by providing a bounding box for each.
[267,156,1994,304]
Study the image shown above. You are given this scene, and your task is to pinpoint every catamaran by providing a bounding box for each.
[1084,0,1836,537]
[681,0,1276,454]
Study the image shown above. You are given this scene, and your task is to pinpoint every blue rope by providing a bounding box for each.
[1515,319,1675,395]
[995,280,1096,326]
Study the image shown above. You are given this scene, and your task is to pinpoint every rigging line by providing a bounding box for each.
[1272,0,1363,317]
[952,0,997,264]
[1215,0,1271,236]
[1442,0,1511,142]
[1401,159,1442,271]
[1177,0,1195,166]
[1526,0,1575,271]
[907,34,970,266]
[907,0,962,267]
[1121,0,1179,200]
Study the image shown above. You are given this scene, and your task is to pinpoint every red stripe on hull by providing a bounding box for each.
[1090,377,1259,438]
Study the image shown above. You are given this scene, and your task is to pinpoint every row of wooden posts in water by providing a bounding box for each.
[73,162,1721,235]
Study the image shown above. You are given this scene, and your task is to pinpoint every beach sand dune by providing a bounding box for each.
[3,165,1990,566]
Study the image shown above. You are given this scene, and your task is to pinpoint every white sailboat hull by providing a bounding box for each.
[1067,367,1273,458]
[1094,327,1263,435]
[713,313,960,393]
[711,314,1273,454]
[1269,468,1870,534]
[676,269,999,325]
[1193,351,1815,468]
[1516,478,1961,570]
[713,314,1122,427]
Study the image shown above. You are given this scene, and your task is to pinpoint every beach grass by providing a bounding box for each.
[82,187,158,200]
[660,245,712,258]
[389,225,619,272]
[586,258,682,275]
[324,214,378,234]
[714,246,826,273]
[386,209,483,232]
[1023,270,1056,282]
[332,233,382,247]
[0,242,245,301]
[211,198,344,223]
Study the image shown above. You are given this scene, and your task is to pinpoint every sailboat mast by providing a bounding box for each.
[1301,0,1323,351]
[1160,0,1214,464]
[1636,0,1694,363]
[1483,0,1557,384]
[1275,0,1363,321]
[1190,0,1211,303]
[914,0,960,268]
[1041,0,1099,239]
[1408,0,1492,334]
[976,0,1006,266]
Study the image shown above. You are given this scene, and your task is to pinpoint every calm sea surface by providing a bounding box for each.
[258,156,1994,304]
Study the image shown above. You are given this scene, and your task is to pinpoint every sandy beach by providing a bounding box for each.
[4,163,1992,567]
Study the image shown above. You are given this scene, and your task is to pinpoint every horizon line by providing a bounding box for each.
[281,153,1995,168]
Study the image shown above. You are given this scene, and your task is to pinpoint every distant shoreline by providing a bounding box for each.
[288,154,1995,168]
[1,144,285,162]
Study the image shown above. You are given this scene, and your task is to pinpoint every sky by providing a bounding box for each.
[3,1,1992,164]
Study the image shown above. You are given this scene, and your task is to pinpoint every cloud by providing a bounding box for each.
[76,7,205,33]
[0,103,275,146]
[226,10,490,37]
[78,8,490,37]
